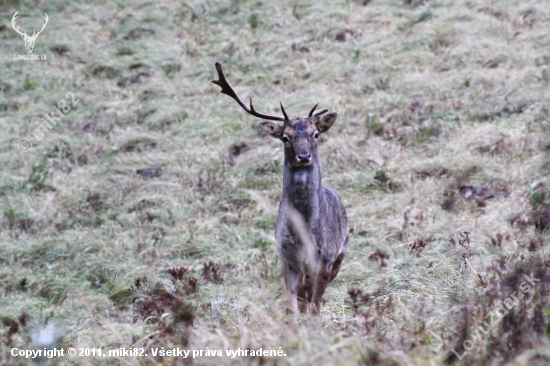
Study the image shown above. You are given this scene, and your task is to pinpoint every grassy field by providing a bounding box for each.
[1,0,550,364]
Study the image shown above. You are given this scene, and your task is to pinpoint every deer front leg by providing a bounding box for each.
[298,275,312,313]
[311,264,331,315]
[283,262,300,315]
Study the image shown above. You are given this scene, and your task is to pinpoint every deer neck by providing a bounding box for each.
[282,154,324,222]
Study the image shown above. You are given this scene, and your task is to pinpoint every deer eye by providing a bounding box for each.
[282,135,289,143]
[313,131,320,139]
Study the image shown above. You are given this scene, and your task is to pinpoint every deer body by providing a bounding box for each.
[277,136,348,314]
[212,62,348,315]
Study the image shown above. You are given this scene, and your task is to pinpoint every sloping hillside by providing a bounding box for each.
[1,0,550,364]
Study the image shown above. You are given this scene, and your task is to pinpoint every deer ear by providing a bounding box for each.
[259,121,283,139]
[316,112,338,133]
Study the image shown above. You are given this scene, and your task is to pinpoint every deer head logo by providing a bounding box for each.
[11,11,49,54]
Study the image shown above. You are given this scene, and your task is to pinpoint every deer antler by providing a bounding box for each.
[11,11,28,37]
[212,62,288,122]
[31,13,48,39]
[308,102,328,118]
[11,12,48,39]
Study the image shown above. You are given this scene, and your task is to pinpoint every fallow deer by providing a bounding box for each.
[212,62,349,315]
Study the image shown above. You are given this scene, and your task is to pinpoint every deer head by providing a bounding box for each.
[259,111,338,167]
[212,62,338,167]
[11,11,49,54]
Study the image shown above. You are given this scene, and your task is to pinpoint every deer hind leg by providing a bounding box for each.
[329,252,346,283]
[330,234,349,283]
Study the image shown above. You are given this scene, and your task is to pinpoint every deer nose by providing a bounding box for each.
[297,152,312,163]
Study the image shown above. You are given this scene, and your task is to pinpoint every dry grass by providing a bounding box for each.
[1,0,550,365]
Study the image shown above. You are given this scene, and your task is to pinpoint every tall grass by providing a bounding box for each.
[1,0,550,364]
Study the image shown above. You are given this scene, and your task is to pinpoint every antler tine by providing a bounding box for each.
[280,101,289,122]
[308,102,319,117]
[11,11,27,37]
[312,108,329,117]
[212,62,286,122]
[35,13,48,36]
[308,102,329,118]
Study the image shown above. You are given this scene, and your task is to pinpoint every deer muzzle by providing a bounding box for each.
[297,152,312,163]
[295,145,313,165]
